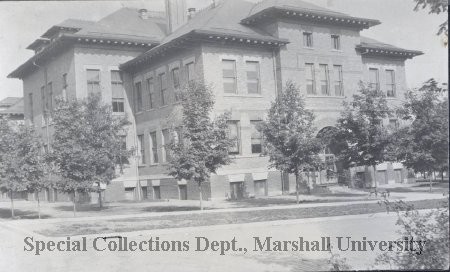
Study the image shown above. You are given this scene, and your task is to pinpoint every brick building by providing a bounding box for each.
[9,0,422,202]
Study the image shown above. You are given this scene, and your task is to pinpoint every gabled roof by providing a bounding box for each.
[76,8,167,42]
[0,97,24,116]
[0,97,22,107]
[121,0,289,70]
[241,0,380,29]
[357,36,423,59]
[26,38,51,50]
[41,19,95,38]
[9,8,163,79]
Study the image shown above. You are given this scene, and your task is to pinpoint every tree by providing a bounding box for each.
[48,94,131,215]
[259,81,323,203]
[395,79,449,191]
[0,119,47,218]
[413,0,448,40]
[332,84,393,188]
[376,198,449,270]
[167,81,233,210]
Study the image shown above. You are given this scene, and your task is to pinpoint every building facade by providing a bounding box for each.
[9,0,422,202]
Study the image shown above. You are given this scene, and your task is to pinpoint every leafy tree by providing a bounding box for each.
[413,0,448,38]
[395,79,449,190]
[376,198,449,270]
[332,84,393,188]
[48,94,131,215]
[0,119,47,218]
[167,81,233,210]
[259,81,323,203]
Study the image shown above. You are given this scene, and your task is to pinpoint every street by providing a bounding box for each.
[0,211,405,271]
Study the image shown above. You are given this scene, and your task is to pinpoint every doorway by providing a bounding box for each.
[179,185,187,200]
[254,180,267,196]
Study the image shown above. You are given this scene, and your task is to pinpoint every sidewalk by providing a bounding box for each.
[1,191,446,226]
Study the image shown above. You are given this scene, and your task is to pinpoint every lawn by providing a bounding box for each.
[36,198,447,237]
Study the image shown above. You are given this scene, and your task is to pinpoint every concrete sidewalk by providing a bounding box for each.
[2,191,446,226]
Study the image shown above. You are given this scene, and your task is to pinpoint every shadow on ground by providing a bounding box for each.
[54,204,114,212]
[0,208,51,219]
[140,206,213,212]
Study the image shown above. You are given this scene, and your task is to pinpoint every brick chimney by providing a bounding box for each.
[165,0,188,33]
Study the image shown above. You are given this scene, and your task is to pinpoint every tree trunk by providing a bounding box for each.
[199,183,203,211]
[73,191,77,217]
[98,183,103,209]
[37,192,41,220]
[9,190,14,218]
[429,171,433,192]
[441,171,444,182]
[295,172,300,204]
[373,165,377,189]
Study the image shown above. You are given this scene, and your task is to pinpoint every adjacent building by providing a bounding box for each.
[9,0,422,202]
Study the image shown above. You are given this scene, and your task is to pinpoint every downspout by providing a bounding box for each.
[129,71,142,201]
[272,47,279,98]
[32,60,51,201]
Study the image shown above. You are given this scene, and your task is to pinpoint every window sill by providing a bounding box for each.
[138,164,147,168]
[230,154,266,159]
[303,47,314,50]
[112,112,125,115]
[223,94,263,98]
[331,49,343,53]
[306,95,345,99]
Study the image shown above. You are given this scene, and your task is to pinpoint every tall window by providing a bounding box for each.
[250,120,262,154]
[86,69,101,95]
[333,65,343,96]
[146,78,154,109]
[111,71,124,113]
[369,68,380,90]
[134,82,143,112]
[41,86,46,113]
[186,62,195,82]
[47,82,53,114]
[385,70,396,97]
[62,73,68,99]
[137,134,145,165]
[305,63,315,95]
[331,35,340,50]
[150,132,159,164]
[172,67,180,102]
[162,129,170,162]
[246,61,260,94]
[28,93,34,123]
[159,73,168,106]
[319,64,329,96]
[227,121,240,155]
[303,32,313,48]
[222,60,237,94]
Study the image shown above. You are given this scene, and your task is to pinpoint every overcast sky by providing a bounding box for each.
[0,0,447,100]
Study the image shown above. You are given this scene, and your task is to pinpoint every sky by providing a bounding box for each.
[0,0,447,100]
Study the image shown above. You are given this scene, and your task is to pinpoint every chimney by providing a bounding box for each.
[188,8,196,20]
[165,0,188,33]
[138,8,149,20]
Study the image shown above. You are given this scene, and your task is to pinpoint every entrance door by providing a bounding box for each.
[179,185,187,200]
[254,180,267,196]
[394,169,402,183]
[153,186,161,200]
[230,182,244,200]
[141,186,148,199]
[377,170,388,185]
[124,188,135,201]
